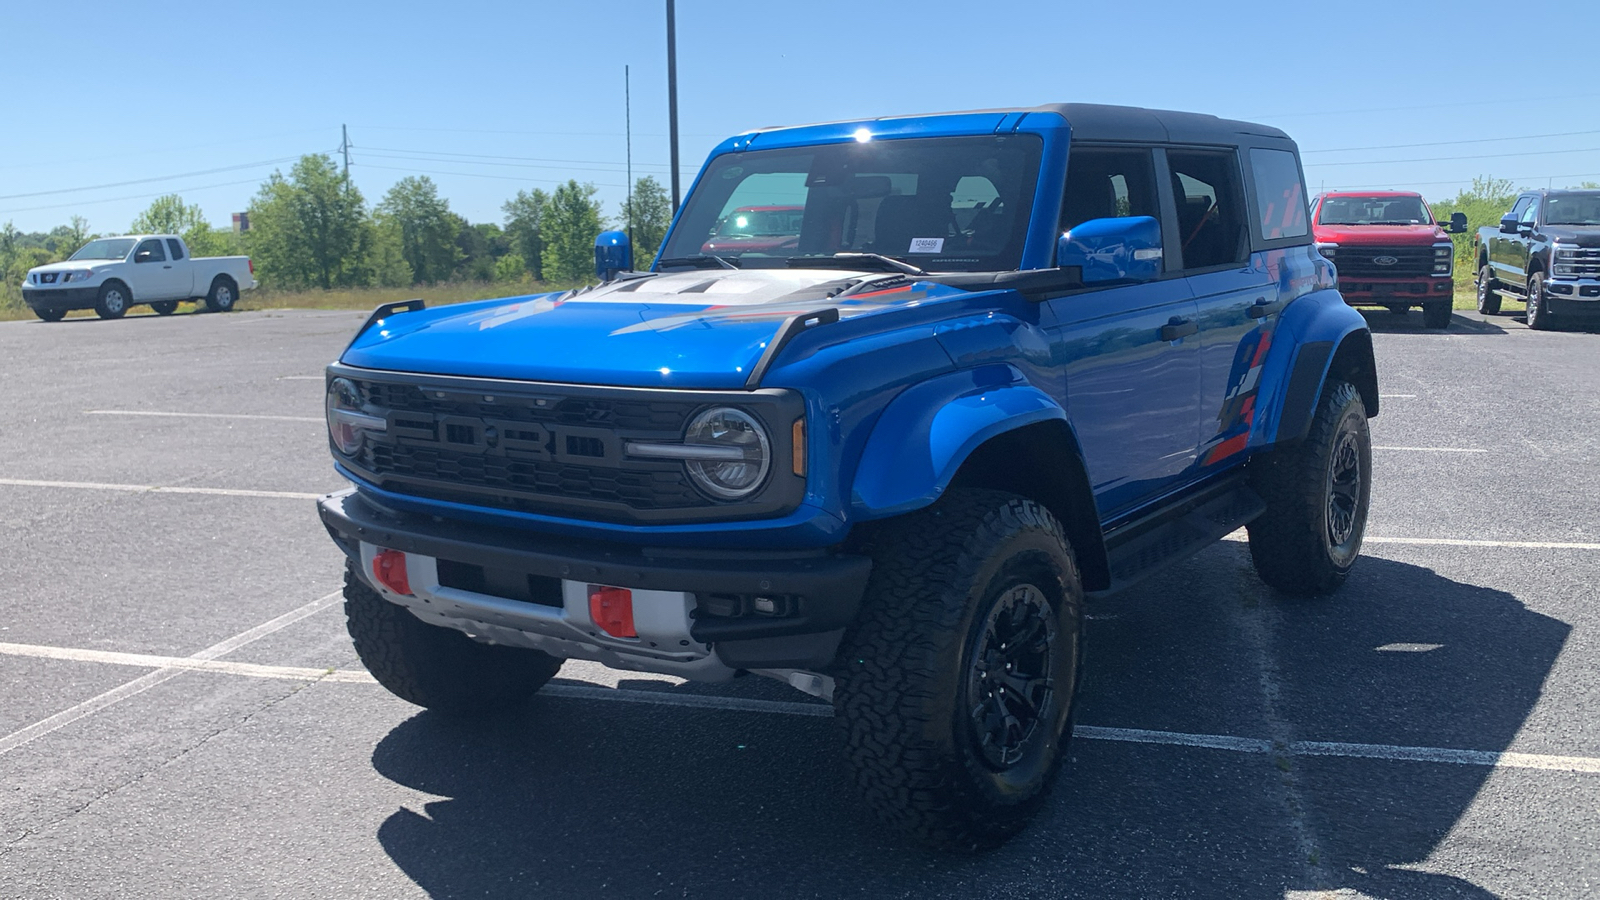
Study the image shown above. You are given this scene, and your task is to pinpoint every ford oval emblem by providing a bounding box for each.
[1373,255,1399,266]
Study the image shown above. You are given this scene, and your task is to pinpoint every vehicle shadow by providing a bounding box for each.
[1357,308,1506,335]
[368,550,1566,899]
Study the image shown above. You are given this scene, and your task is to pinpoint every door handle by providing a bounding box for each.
[1246,296,1279,319]
[163,265,173,269]
[1160,316,1198,341]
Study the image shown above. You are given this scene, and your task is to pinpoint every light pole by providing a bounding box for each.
[666,0,680,214]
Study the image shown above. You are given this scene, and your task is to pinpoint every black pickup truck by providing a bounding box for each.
[1474,190,1600,330]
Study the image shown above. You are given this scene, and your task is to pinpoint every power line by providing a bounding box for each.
[354,162,628,189]
[0,177,267,216]
[1243,92,1600,121]
[1303,146,1600,169]
[0,157,300,201]
[1302,129,1600,155]
[0,128,329,173]
[1330,172,1600,191]
[352,124,728,139]
[358,148,681,174]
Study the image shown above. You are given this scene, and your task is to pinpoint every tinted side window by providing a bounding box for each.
[1060,147,1160,234]
[134,239,166,263]
[1508,196,1533,220]
[1167,150,1250,270]
[166,239,185,260]
[1520,200,1538,225]
[1248,148,1308,240]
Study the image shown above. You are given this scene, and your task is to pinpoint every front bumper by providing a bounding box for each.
[22,286,98,311]
[1545,278,1600,317]
[319,488,872,671]
[1337,277,1453,304]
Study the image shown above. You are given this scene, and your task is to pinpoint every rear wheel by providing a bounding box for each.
[1386,304,1409,315]
[344,563,562,716]
[33,308,66,322]
[833,489,1083,850]
[1476,265,1501,315]
[205,277,237,313]
[1422,300,1452,330]
[1526,272,1554,331]
[1247,379,1371,596]
[95,282,129,319]
[150,300,178,316]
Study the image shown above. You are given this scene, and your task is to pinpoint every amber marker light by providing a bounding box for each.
[792,418,807,477]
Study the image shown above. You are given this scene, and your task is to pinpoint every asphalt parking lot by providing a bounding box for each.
[1,303,1596,899]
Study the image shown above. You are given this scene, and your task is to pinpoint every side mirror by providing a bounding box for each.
[1445,212,1468,234]
[135,251,152,263]
[593,230,633,282]
[1057,216,1162,285]
[1499,216,1520,234]
[1517,221,1535,236]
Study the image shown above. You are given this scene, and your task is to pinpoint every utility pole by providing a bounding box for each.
[340,124,351,180]
[666,0,680,213]
[626,65,634,247]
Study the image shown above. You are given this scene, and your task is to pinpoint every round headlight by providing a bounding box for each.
[326,377,370,455]
[684,407,771,500]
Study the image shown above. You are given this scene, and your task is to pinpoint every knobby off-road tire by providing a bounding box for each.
[1526,272,1554,331]
[1247,379,1371,596]
[1422,300,1452,330]
[150,300,178,315]
[833,489,1084,850]
[95,282,129,319]
[205,277,237,313]
[1476,265,1501,315]
[344,563,562,716]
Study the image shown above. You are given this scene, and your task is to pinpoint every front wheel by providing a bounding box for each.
[1422,300,1452,330]
[95,283,129,319]
[1247,379,1371,596]
[150,301,178,316]
[33,308,66,322]
[1526,273,1554,331]
[205,278,237,313]
[833,489,1083,850]
[344,563,562,716]
[1476,265,1501,315]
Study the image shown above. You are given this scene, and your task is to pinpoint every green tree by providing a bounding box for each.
[621,175,672,264]
[131,194,208,235]
[502,188,550,280]
[377,176,461,284]
[246,155,374,290]
[1430,176,1518,273]
[540,180,606,285]
[494,252,529,283]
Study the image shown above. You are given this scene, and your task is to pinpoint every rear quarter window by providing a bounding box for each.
[1249,148,1308,240]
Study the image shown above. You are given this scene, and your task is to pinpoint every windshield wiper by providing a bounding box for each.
[787,252,927,276]
[657,254,739,270]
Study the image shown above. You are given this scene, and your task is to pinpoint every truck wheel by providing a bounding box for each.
[1525,273,1554,331]
[1476,265,1501,315]
[833,489,1083,850]
[150,301,178,316]
[1246,379,1370,597]
[95,282,129,319]
[34,308,66,322]
[343,563,563,716]
[1386,304,1408,315]
[205,277,237,313]
[1422,300,1452,330]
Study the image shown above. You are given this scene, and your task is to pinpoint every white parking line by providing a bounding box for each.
[85,410,322,423]
[278,376,324,381]
[1373,446,1487,453]
[1220,531,1600,551]
[1379,394,1417,399]
[0,591,343,756]
[0,478,322,501]
[4,640,1598,774]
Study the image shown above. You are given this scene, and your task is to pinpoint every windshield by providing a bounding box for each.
[660,134,1044,272]
[1544,193,1600,225]
[69,238,136,261]
[1316,196,1432,225]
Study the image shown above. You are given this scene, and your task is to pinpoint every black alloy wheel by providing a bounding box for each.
[965,582,1060,770]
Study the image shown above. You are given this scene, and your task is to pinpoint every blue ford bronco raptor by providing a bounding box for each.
[319,103,1377,849]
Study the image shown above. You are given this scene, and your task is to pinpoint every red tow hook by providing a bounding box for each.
[588,585,637,638]
[372,549,412,596]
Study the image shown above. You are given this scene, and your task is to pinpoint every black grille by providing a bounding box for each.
[1559,248,1600,277]
[1334,246,1437,278]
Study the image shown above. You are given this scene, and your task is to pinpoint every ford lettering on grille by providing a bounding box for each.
[388,411,619,464]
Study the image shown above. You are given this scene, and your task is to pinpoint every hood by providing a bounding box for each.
[340,268,940,389]
[1312,223,1447,245]
[1542,225,1600,247]
[27,260,108,276]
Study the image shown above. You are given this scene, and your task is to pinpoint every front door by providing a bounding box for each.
[130,239,185,300]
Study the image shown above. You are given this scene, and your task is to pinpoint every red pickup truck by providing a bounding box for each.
[1310,191,1466,329]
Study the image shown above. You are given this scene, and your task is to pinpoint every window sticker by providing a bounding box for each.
[908,237,944,254]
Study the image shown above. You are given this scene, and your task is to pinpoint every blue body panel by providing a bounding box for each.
[332,109,1369,562]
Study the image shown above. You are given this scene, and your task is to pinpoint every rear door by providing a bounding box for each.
[1045,144,1201,518]
[1170,147,1279,470]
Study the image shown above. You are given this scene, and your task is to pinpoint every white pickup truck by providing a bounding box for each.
[20,234,257,321]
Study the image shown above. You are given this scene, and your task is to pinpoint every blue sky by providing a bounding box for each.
[3,0,1598,235]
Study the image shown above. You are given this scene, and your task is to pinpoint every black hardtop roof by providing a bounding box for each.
[760,102,1291,145]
